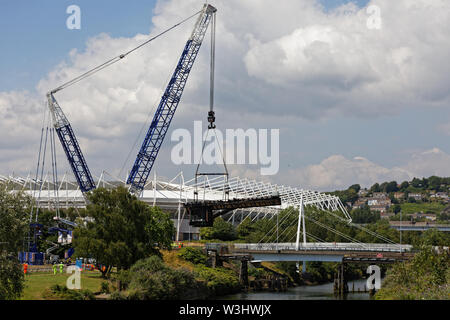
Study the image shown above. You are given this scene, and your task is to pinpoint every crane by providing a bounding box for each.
[46,92,96,193]
[127,4,217,195]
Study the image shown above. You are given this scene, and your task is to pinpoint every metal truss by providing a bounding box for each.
[1,170,351,223]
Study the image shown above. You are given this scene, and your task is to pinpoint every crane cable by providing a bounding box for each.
[50,9,202,94]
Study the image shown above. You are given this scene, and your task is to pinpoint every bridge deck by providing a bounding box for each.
[231,243,415,263]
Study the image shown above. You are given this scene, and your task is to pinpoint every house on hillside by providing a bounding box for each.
[408,193,423,201]
[430,192,448,200]
[394,192,405,200]
[373,192,388,199]
[407,212,437,221]
[367,197,391,207]
[358,189,369,197]
[352,198,367,210]
[370,204,389,214]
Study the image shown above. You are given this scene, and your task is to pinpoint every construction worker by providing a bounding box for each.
[23,263,28,275]
[59,262,64,274]
[52,263,57,275]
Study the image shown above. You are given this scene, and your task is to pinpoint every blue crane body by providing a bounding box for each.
[47,93,96,193]
[44,4,216,196]
[127,4,217,194]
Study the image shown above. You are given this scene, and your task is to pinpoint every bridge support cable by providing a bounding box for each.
[256,207,299,244]
[303,215,368,249]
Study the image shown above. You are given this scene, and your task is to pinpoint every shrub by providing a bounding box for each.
[178,247,207,265]
[194,265,240,296]
[100,281,110,294]
[127,255,199,300]
[44,284,95,300]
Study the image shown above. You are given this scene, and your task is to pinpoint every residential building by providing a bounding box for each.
[394,192,405,200]
[408,193,423,201]
[358,189,369,197]
[367,197,391,207]
[373,192,388,199]
[430,192,448,200]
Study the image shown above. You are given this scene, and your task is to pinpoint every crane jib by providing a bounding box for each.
[47,93,96,194]
[127,5,216,194]
[55,124,96,193]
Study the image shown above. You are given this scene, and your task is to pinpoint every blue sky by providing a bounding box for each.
[1,0,449,191]
[0,0,370,91]
[1,0,158,91]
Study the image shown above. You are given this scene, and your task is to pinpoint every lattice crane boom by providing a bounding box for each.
[46,92,96,193]
[127,4,217,195]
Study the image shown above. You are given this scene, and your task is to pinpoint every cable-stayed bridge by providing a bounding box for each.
[1,170,407,254]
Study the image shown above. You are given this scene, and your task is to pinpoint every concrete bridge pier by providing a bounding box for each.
[239,259,249,287]
[334,263,348,296]
[209,250,223,268]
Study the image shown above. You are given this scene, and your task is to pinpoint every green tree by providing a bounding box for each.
[421,229,448,246]
[385,181,399,193]
[0,253,25,300]
[73,187,175,277]
[0,185,31,253]
[236,217,254,240]
[370,183,381,193]
[200,217,237,241]
[399,181,409,191]
[392,204,401,214]
[348,184,361,193]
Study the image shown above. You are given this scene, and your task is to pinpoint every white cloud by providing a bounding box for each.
[278,148,450,191]
[1,0,449,188]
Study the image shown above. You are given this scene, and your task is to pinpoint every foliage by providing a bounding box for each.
[376,247,450,300]
[0,253,25,300]
[0,185,31,253]
[178,247,207,265]
[125,255,199,300]
[100,281,110,294]
[200,217,237,241]
[351,205,380,224]
[73,187,175,277]
[194,265,240,296]
[400,202,446,215]
[42,284,95,300]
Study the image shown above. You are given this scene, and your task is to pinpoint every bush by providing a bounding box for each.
[194,265,240,296]
[178,247,207,265]
[127,255,199,300]
[376,246,450,300]
[100,281,110,294]
[43,284,95,300]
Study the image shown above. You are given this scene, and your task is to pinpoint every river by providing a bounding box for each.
[221,279,372,300]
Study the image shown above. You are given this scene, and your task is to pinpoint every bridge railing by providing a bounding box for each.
[233,242,413,253]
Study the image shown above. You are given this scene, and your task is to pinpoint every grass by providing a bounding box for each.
[400,202,446,215]
[21,270,104,300]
